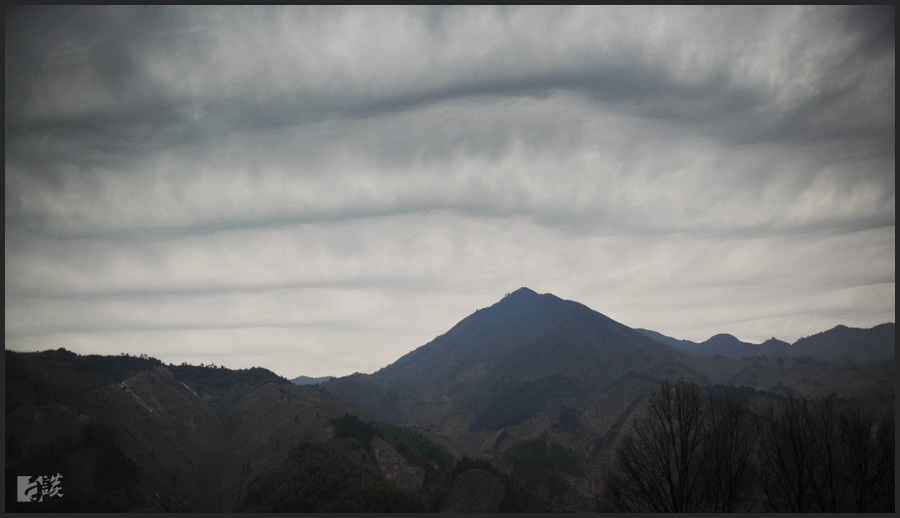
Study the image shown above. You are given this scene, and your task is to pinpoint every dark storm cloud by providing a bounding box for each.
[64,8,896,135]
[7,6,891,180]
[6,6,894,376]
[840,5,895,57]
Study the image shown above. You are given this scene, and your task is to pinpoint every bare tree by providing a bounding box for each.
[698,394,758,512]
[809,395,849,512]
[757,395,895,513]
[757,396,820,512]
[604,385,893,513]
[602,381,706,512]
[840,406,895,512]
[872,413,895,512]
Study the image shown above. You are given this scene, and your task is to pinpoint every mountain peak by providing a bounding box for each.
[492,287,551,310]
[493,287,567,314]
[325,287,684,431]
[704,333,742,345]
[504,287,539,299]
[761,337,789,347]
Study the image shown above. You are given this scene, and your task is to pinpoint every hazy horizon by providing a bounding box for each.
[6,6,895,378]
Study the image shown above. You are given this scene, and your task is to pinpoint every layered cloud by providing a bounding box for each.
[6,6,895,376]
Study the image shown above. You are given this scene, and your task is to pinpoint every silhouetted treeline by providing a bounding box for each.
[757,395,894,512]
[167,363,289,390]
[5,349,164,409]
[601,381,894,512]
[166,363,291,419]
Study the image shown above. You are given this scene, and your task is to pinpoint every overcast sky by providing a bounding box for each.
[6,6,895,378]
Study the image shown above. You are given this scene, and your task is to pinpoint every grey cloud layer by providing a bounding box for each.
[8,93,892,237]
[5,6,894,376]
[9,7,892,137]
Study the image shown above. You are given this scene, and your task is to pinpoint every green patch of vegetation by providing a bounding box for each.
[332,414,378,446]
[470,375,583,431]
[331,414,456,470]
[371,421,455,470]
[242,440,423,512]
[328,417,459,510]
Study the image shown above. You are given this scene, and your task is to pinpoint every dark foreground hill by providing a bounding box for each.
[6,350,340,511]
[6,350,511,512]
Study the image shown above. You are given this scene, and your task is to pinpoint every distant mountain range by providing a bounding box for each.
[323,287,894,443]
[6,287,894,512]
[635,323,895,362]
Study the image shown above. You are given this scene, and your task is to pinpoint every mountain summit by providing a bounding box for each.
[324,288,687,434]
[381,287,678,385]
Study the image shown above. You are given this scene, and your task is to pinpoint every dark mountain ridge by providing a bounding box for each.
[5,350,386,511]
[290,375,333,386]
[636,322,895,362]
[379,288,679,388]
[324,288,693,436]
[791,323,895,362]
